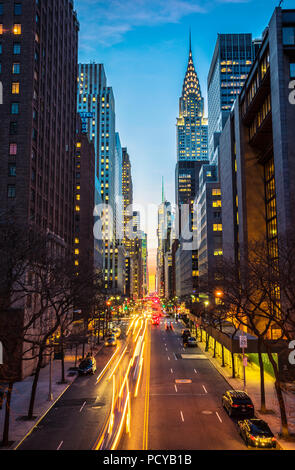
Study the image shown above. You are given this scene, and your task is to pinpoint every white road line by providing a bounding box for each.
[180,411,184,422]
[173,353,178,360]
[216,412,222,423]
[57,441,63,450]
[202,385,208,394]
[174,384,178,392]
[79,401,86,412]
[194,369,197,374]
[168,356,170,361]
[170,368,174,373]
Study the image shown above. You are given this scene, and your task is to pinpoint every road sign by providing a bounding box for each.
[239,335,248,349]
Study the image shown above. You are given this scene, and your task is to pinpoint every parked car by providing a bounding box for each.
[222,390,255,418]
[184,336,198,348]
[181,329,191,339]
[78,356,97,375]
[112,327,121,338]
[238,419,276,448]
[104,335,117,347]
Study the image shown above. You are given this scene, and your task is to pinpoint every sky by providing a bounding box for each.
[75,0,293,290]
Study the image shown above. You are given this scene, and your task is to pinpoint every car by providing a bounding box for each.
[184,336,198,347]
[222,390,255,418]
[238,419,276,448]
[104,336,117,346]
[78,356,97,375]
[152,316,159,325]
[112,327,121,338]
[181,329,191,338]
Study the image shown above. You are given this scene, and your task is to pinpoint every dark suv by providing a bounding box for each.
[222,390,254,418]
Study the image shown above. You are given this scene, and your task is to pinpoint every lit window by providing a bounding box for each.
[75,238,79,244]
[75,249,79,255]
[75,205,80,212]
[0,24,3,35]
[9,143,17,155]
[11,102,19,114]
[76,142,81,148]
[76,194,80,200]
[13,24,21,35]
[12,82,19,94]
[12,63,20,74]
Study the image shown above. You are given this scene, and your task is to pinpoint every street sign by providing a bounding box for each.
[239,335,248,349]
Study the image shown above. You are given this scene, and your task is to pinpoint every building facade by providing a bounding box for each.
[219,7,295,335]
[0,0,79,379]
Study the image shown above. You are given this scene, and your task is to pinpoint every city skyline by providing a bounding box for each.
[75,0,294,290]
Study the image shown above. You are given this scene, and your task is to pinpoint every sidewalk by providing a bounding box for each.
[0,342,103,449]
[196,334,295,450]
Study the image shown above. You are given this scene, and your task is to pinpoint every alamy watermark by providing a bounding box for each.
[289,340,295,365]
[93,200,198,251]
[289,80,295,105]
[0,341,3,365]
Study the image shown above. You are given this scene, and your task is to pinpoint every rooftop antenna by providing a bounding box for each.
[278,0,284,6]
[162,177,165,203]
[189,27,192,54]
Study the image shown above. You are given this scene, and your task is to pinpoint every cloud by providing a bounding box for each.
[75,0,207,47]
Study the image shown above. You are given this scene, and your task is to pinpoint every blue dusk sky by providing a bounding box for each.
[74,0,293,285]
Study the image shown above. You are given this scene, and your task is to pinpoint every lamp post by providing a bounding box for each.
[48,341,53,401]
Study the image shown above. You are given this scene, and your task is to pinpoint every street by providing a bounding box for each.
[119,316,246,450]
[17,314,272,451]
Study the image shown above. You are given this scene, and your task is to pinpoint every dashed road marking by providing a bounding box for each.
[79,401,86,412]
[202,385,208,394]
[57,441,63,450]
[216,411,222,423]
[180,411,184,422]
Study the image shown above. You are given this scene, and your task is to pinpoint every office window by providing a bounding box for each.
[0,24,3,35]
[14,3,22,15]
[9,122,18,135]
[11,102,19,114]
[8,164,16,177]
[7,185,16,198]
[9,143,17,155]
[0,4,3,15]
[13,43,21,54]
[0,43,2,54]
[12,63,20,74]
[290,63,295,79]
[283,27,295,45]
[12,82,20,94]
[13,24,21,35]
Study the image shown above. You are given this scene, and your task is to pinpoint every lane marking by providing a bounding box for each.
[173,353,178,361]
[174,384,178,392]
[170,368,173,373]
[202,385,208,394]
[216,411,222,423]
[194,369,197,374]
[79,401,86,412]
[57,441,63,450]
[180,411,184,422]
[168,356,170,361]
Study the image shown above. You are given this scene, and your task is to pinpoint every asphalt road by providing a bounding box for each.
[119,317,246,450]
[17,345,118,450]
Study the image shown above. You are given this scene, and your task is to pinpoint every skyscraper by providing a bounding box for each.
[77,63,120,292]
[0,0,79,379]
[208,33,258,163]
[174,37,209,300]
[176,36,208,163]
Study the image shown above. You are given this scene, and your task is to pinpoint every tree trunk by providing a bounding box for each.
[258,337,266,413]
[2,382,13,447]
[266,347,289,437]
[231,352,236,378]
[205,332,209,351]
[221,345,225,367]
[60,331,66,383]
[28,347,43,419]
[213,339,217,358]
